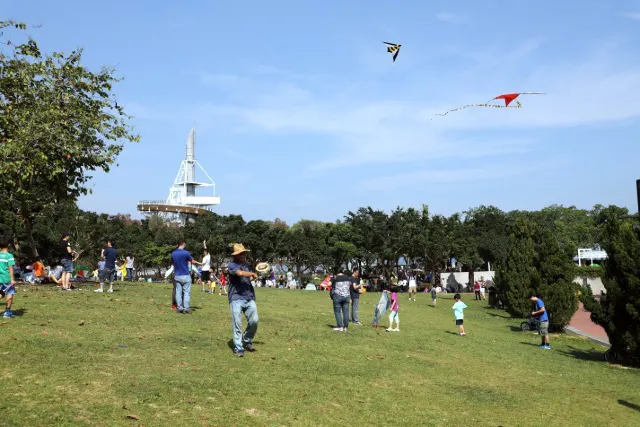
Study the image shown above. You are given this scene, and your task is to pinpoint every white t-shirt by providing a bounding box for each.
[126,256,134,269]
[287,271,293,282]
[202,254,211,271]
[409,278,417,287]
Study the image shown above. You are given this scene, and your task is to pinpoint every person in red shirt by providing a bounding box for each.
[218,269,228,296]
[473,281,481,300]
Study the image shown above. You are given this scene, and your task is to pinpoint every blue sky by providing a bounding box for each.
[4,0,640,223]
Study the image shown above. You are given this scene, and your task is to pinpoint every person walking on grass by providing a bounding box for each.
[0,237,16,318]
[59,232,76,291]
[125,253,135,282]
[171,239,202,314]
[408,274,417,301]
[386,288,400,332]
[431,286,437,307]
[350,268,363,325]
[331,269,353,332]
[218,268,228,296]
[201,242,212,293]
[96,239,117,293]
[227,244,259,357]
[452,293,467,336]
[530,293,551,349]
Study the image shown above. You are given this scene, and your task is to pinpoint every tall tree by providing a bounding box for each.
[581,206,640,360]
[0,21,139,257]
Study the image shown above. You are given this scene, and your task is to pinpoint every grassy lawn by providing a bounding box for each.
[2,283,639,426]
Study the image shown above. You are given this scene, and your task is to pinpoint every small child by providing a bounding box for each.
[386,289,400,332]
[0,237,16,318]
[431,287,437,307]
[218,270,228,296]
[452,293,467,336]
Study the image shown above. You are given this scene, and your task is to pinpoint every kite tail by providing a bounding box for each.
[433,100,522,118]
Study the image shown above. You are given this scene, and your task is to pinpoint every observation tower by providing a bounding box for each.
[137,127,220,225]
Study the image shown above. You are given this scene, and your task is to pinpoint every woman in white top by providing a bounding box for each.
[201,249,211,292]
[125,253,135,281]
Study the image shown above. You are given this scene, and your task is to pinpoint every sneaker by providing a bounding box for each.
[3,310,13,318]
[107,289,114,293]
[233,349,245,357]
[171,304,177,311]
[244,343,256,352]
[386,328,393,332]
[460,333,466,336]
[354,321,363,326]
[543,345,552,350]
[183,309,192,314]
[94,288,103,293]
[332,327,344,331]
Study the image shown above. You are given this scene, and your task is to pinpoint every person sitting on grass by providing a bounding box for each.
[452,293,467,336]
[0,237,16,318]
[530,293,551,350]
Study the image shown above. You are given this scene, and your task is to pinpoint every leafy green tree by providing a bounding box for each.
[581,206,640,361]
[495,219,537,316]
[534,230,579,328]
[0,21,139,257]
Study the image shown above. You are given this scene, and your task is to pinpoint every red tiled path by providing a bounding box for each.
[569,302,608,341]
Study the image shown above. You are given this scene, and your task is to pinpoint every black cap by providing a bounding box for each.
[62,231,70,238]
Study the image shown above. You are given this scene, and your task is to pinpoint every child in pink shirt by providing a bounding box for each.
[386,290,400,332]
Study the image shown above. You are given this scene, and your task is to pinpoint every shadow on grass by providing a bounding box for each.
[509,325,524,332]
[444,331,461,336]
[618,400,640,413]
[11,308,27,317]
[484,311,511,319]
[555,345,605,362]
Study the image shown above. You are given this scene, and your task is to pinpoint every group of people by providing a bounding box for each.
[0,231,553,355]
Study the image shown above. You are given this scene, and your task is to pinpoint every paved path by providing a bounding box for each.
[566,302,610,347]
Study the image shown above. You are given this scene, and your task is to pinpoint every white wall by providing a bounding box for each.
[574,276,605,295]
[440,272,471,290]
[439,271,495,291]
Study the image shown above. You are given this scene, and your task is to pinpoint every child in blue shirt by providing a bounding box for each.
[452,293,467,336]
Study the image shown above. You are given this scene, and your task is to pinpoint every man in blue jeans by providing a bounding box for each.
[171,239,202,314]
[227,243,259,357]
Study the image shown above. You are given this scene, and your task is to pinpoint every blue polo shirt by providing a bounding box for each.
[536,299,549,322]
[228,261,255,302]
[171,248,193,276]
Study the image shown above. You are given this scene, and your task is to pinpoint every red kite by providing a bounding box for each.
[434,92,545,117]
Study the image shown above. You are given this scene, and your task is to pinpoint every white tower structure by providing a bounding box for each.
[137,127,220,225]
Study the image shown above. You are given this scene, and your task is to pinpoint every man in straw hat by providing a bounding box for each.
[228,243,259,357]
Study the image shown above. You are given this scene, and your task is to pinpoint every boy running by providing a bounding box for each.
[0,237,16,318]
[218,269,228,296]
[452,293,467,336]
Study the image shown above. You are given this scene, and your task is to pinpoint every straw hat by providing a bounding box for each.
[231,243,250,256]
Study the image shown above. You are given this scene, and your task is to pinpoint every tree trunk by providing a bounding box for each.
[21,202,39,258]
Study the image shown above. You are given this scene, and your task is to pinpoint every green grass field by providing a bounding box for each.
[2,283,639,426]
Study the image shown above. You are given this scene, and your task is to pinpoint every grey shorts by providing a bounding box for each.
[539,321,549,336]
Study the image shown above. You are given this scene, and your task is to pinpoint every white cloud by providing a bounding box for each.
[131,42,640,173]
[625,12,640,20]
[359,162,550,191]
[436,12,465,24]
